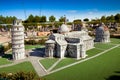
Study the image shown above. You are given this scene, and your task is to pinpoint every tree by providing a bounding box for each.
[101,16,106,23]
[34,15,40,22]
[40,16,47,22]
[83,18,89,22]
[0,15,5,24]
[49,15,56,22]
[59,16,65,22]
[106,15,115,23]
[73,19,82,24]
[27,14,34,23]
[109,15,115,22]
[115,13,120,22]
[0,15,17,24]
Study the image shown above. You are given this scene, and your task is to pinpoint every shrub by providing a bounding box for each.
[3,43,12,52]
[0,71,44,80]
[25,39,46,45]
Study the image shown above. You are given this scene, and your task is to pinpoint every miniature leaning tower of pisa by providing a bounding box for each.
[11,19,25,60]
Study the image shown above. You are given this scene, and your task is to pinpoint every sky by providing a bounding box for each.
[0,0,120,21]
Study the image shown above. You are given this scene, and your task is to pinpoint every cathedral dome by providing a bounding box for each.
[58,24,70,33]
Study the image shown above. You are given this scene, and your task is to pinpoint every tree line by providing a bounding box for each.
[0,15,17,24]
[0,13,120,24]
[100,13,120,23]
[24,13,120,24]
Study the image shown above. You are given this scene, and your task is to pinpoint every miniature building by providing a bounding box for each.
[11,19,25,60]
[45,24,94,59]
[45,40,55,58]
[95,23,110,43]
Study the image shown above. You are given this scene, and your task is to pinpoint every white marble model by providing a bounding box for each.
[11,19,25,60]
[95,23,110,43]
[45,24,94,59]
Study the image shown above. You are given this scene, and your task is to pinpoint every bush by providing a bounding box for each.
[3,43,12,52]
[0,71,44,80]
[0,45,4,55]
[25,39,46,45]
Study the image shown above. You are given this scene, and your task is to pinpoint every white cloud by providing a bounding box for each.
[67,10,78,13]
[88,11,94,14]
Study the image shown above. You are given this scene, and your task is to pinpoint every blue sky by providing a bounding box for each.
[0,0,120,21]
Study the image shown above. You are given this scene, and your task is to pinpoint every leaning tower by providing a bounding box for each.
[11,19,25,60]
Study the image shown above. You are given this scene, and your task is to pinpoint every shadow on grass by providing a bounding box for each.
[2,54,12,60]
[106,71,120,80]
[29,47,45,57]
[115,71,120,73]
[106,75,120,80]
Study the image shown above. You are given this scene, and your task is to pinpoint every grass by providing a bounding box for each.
[0,61,36,74]
[25,45,44,50]
[94,43,115,50]
[0,53,12,66]
[52,58,77,70]
[44,46,120,80]
[0,58,12,66]
[40,58,58,70]
[52,43,115,70]
[86,48,103,57]
[110,38,120,44]
[52,48,104,70]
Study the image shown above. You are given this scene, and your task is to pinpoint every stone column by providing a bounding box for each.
[80,44,86,58]
[76,45,80,60]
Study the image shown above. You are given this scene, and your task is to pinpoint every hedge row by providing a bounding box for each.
[25,39,46,45]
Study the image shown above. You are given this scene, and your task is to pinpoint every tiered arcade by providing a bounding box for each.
[11,19,25,60]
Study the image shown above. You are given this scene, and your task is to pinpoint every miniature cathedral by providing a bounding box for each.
[45,24,94,59]
[94,23,110,43]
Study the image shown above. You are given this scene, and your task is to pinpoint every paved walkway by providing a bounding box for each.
[28,56,47,76]
[47,44,120,75]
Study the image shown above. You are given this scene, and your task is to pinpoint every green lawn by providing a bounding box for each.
[52,48,103,71]
[52,43,115,70]
[40,58,58,70]
[0,61,36,74]
[110,38,120,44]
[25,45,44,50]
[44,46,120,80]
[52,58,77,70]
[0,53,12,66]
[94,43,115,50]
[0,58,12,66]
[86,48,103,57]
